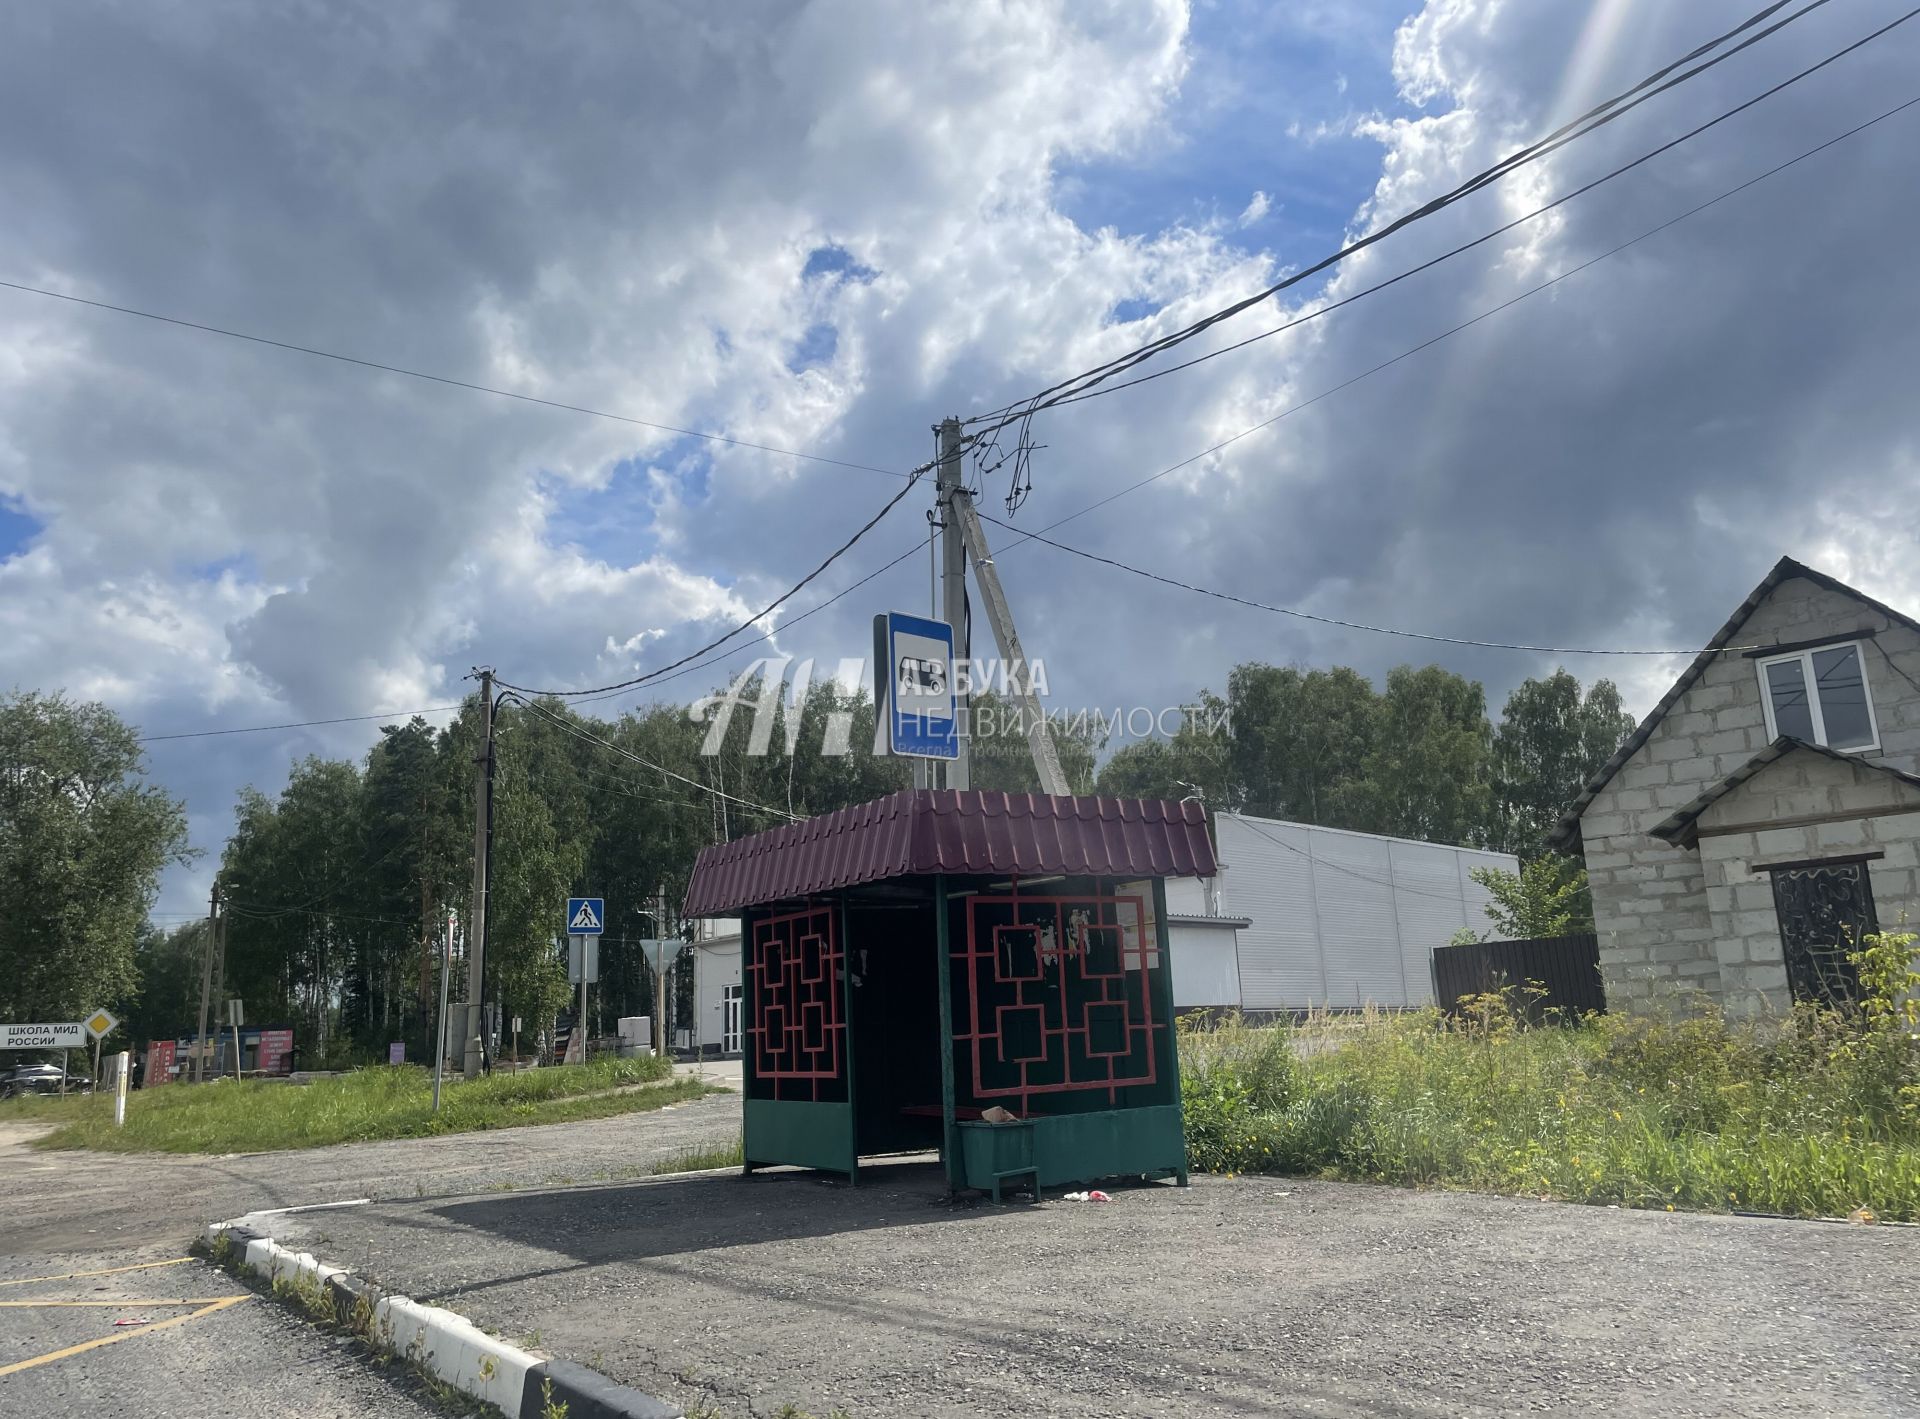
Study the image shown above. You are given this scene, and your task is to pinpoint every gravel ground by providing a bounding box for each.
[255,1163,1920,1418]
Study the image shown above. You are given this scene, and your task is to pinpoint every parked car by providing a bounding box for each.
[1,1063,92,1098]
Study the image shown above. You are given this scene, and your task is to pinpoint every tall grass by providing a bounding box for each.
[1180,988,1920,1220]
[28,1055,702,1154]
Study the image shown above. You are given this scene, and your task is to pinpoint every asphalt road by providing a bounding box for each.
[255,1164,1920,1419]
[0,1091,742,1415]
[0,1246,455,1418]
[3,1090,743,1253]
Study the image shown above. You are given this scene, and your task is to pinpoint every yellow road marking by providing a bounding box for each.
[0,1295,251,1378]
[0,1257,195,1287]
[0,1298,248,1308]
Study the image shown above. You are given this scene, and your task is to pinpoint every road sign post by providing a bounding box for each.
[872,612,959,763]
[565,899,603,1064]
[113,1050,130,1128]
[83,1008,118,1096]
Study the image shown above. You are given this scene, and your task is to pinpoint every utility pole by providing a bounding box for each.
[937,416,970,790]
[464,668,494,1080]
[653,885,669,1057]
[193,884,219,1084]
[433,912,453,1112]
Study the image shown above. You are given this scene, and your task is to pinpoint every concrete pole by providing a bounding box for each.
[654,886,668,1057]
[433,913,453,1112]
[937,416,970,790]
[464,669,494,1080]
[193,885,218,1084]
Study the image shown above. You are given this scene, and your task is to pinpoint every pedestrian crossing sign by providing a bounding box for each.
[566,897,604,935]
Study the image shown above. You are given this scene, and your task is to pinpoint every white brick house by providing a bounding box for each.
[1552,557,1920,1015]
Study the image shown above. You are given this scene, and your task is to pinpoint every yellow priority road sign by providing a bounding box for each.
[83,1008,118,1040]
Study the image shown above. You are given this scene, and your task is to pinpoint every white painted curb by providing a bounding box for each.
[204,1208,541,1418]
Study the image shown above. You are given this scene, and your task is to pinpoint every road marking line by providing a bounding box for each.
[0,1297,248,1308]
[0,1256,196,1287]
[0,1295,251,1377]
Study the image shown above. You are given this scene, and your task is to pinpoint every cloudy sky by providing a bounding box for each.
[4,0,1918,919]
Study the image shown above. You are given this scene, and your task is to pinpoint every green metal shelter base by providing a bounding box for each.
[742,1098,857,1180]
[958,1105,1187,1199]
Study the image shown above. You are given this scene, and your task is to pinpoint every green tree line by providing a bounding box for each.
[2,662,1635,1063]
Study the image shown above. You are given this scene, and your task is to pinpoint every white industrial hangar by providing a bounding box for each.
[1205,811,1515,1011]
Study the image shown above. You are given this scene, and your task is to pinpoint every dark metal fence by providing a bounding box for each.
[1431,933,1605,1019]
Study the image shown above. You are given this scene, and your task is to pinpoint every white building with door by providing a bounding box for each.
[689,916,744,1056]
[1164,874,1250,1011]
[1213,811,1514,1011]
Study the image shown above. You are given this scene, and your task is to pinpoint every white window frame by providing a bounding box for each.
[1754,640,1880,753]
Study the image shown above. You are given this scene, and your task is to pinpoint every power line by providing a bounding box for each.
[137,704,465,743]
[1039,54,1918,416]
[967,0,1896,435]
[976,506,1767,657]
[968,89,1920,656]
[494,462,934,700]
[1010,89,1920,542]
[507,694,799,821]
[967,0,1835,428]
[565,539,927,708]
[0,281,913,482]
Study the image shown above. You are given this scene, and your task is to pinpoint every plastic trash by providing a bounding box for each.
[1062,1189,1111,1203]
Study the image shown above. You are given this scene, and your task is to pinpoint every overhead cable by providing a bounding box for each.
[138,704,465,742]
[0,281,913,482]
[966,0,1897,435]
[507,694,799,820]
[494,462,935,700]
[974,507,1765,658]
[1010,90,1920,544]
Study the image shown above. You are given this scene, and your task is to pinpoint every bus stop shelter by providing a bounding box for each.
[682,789,1214,1198]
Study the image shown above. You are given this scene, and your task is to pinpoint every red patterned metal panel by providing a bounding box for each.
[956,890,1161,1111]
[683,791,1214,916]
[746,904,845,1102]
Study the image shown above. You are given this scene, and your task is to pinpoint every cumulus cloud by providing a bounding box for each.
[1,0,1916,917]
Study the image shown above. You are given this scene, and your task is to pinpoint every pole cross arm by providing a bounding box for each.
[950,489,1072,796]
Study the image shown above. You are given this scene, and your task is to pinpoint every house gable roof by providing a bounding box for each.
[1548,557,1920,852]
[1646,737,1920,849]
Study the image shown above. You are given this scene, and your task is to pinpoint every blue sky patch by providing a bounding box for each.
[1108,296,1164,325]
[188,552,258,583]
[788,321,839,374]
[1057,2,1410,268]
[0,496,42,560]
[802,244,877,284]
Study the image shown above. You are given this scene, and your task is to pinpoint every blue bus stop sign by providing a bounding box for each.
[874,612,958,760]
